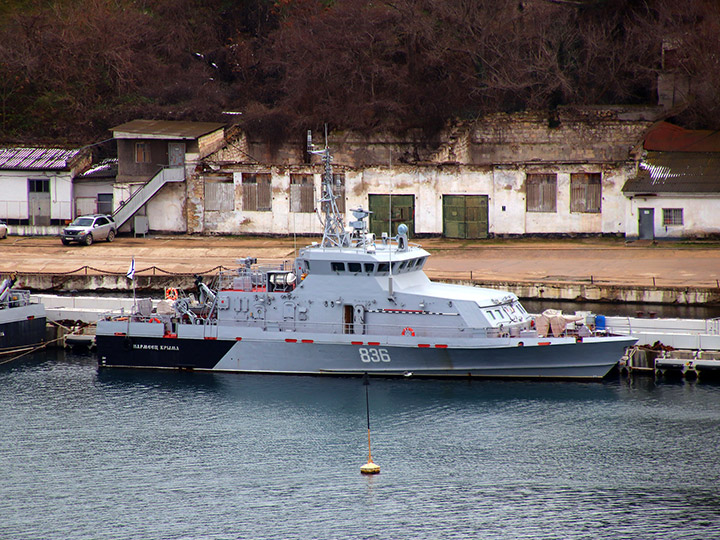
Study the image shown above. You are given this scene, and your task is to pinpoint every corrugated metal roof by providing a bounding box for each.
[644,122,720,152]
[623,152,720,193]
[0,147,80,170]
[110,119,226,139]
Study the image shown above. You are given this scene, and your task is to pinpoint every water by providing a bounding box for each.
[2,350,720,540]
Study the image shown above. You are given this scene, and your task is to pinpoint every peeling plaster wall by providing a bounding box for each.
[465,107,655,165]
[113,182,186,233]
[146,182,186,232]
[185,107,661,236]
[492,169,525,234]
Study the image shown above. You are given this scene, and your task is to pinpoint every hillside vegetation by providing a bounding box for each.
[1,0,718,144]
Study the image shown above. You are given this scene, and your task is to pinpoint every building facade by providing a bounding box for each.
[0,147,89,235]
[110,120,226,233]
[186,106,661,238]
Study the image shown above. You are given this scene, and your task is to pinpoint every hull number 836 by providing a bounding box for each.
[359,348,391,363]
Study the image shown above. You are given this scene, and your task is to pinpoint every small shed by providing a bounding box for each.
[623,122,720,239]
[0,147,88,235]
[624,154,720,240]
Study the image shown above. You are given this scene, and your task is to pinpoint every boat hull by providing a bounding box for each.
[96,330,636,380]
[0,304,46,355]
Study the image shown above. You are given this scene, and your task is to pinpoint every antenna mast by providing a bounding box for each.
[308,128,346,248]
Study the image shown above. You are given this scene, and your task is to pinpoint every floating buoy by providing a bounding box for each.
[360,373,380,475]
[361,459,380,475]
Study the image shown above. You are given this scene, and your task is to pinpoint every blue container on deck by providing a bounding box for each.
[595,315,606,331]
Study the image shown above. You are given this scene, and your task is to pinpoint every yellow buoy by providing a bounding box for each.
[360,374,380,474]
[361,459,380,475]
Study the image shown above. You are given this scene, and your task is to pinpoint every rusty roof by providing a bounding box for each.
[111,119,226,140]
[644,122,720,152]
[623,152,720,193]
[0,147,80,170]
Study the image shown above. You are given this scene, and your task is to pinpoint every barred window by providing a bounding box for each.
[241,173,272,212]
[290,174,314,213]
[663,208,683,226]
[526,174,557,212]
[570,173,602,213]
[205,178,234,212]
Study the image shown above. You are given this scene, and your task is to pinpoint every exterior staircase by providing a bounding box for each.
[112,166,185,229]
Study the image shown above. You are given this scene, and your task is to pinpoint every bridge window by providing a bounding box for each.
[348,262,361,273]
[331,262,345,272]
[364,263,375,273]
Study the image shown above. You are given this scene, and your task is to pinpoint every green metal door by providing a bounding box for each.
[368,194,414,237]
[443,195,488,239]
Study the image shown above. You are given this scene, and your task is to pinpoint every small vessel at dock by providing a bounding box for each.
[96,138,636,379]
[0,273,47,357]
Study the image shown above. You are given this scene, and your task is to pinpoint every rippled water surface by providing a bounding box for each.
[2,350,720,539]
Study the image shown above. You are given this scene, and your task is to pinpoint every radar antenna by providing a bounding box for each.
[308,128,347,248]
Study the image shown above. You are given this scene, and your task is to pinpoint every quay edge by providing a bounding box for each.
[15,272,720,307]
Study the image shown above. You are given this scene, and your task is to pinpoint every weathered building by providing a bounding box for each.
[0,147,89,235]
[110,120,226,233]
[187,106,662,238]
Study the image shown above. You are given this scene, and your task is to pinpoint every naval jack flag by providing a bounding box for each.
[126,257,135,280]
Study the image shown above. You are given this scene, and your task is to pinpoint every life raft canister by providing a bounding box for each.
[165,287,178,301]
[401,327,415,337]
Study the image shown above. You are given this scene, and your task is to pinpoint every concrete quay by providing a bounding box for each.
[2,234,720,306]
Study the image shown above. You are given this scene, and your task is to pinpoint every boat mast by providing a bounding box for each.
[308,129,346,248]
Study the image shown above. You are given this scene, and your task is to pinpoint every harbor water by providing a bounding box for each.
[2,350,720,539]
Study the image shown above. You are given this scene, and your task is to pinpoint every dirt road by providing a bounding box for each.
[1,235,719,289]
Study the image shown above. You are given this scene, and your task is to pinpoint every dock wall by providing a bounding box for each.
[16,272,720,306]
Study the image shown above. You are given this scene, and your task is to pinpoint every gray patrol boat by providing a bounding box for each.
[96,137,636,379]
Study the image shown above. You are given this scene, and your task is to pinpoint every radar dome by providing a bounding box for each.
[397,223,408,236]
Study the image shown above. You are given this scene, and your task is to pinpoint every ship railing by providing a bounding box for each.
[0,289,30,309]
[217,260,292,292]
[201,319,535,340]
